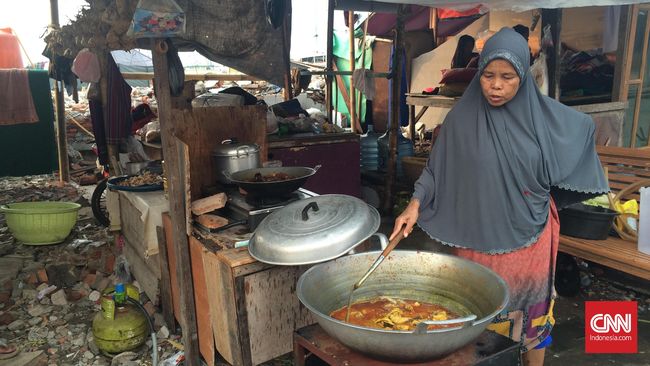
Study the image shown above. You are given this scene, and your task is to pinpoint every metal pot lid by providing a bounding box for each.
[212,140,260,157]
[249,194,380,265]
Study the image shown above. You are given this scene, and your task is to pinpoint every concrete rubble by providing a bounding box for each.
[0,176,183,366]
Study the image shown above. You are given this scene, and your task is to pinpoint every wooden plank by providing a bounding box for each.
[123,236,160,304]
[179,140,192,236]
[201,249,242,365]
[216,247,259,268]
[172,106,267,200]
[597,145,650,157]
[235,276,253,366]
[598,156,650,167]
[267,133,358,149]
[152,38,200,365]
[572,102,627,114]
[245,266,317,365]
[372,39,392,133]
[118,192,147,259]
[405,95,457,108]
[156,225,176,331]
[559,235,650,280]
[162,213,181,321]
[121,72,261,81]
[189,237,216,366]
[611,5,630,102]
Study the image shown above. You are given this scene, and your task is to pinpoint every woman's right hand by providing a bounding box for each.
[390,199,420,240]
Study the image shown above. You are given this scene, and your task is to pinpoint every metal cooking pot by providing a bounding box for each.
[212,140,260,184]
[297,250,509,362]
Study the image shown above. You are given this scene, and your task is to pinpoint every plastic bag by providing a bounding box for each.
[128,0,186,38]
[530,52,548,95]
[72,49,100,82]
[541,24,554,51]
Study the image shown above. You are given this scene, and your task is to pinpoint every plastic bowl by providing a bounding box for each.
[558,203,618,240]
[0,202,81,245]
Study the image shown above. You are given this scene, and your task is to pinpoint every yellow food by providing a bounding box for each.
[330,297,459,331]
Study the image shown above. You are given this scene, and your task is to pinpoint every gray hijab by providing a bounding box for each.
[413,27,609,254]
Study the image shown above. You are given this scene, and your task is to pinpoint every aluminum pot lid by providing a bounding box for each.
[249,194,380,265]
[212,141,260,157]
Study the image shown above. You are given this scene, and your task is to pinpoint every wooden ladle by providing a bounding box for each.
[345,229,406,322]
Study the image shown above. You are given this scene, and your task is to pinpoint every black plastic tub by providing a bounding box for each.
[558,203,619,240]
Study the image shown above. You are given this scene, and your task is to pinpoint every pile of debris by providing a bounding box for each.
[0,176,182,366]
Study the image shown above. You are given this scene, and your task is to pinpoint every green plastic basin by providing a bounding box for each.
[0,202,81,245]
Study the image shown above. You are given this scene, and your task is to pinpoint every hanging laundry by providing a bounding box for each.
[352,68,376,101]
[0,69,39,125]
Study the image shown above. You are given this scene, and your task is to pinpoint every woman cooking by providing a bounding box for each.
[391,28,608,366]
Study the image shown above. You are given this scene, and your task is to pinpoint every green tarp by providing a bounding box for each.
[0,70,57,177]
[332,30,374,124]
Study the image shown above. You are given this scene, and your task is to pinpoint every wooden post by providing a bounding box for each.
[382,5,405,214]
[282,0,293,101]
[49,0,70,182]
[612,5,632,102]
[151,39,201,366]
[326,0,335,122]
[348,11,358,132]
[357,17,369,130]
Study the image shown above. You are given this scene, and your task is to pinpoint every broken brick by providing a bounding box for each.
[37,269,49,283]
[0,312,15,326]
[83,273,96,286]
[26,272,38,285]
[104,254,116,273]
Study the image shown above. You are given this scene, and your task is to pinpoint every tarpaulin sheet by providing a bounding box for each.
[0,70,57,177]
[143,0,288,86]
[332,31,374,124]
[366,0,648,12]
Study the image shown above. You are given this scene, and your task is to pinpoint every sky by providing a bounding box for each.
[0,0,334,67]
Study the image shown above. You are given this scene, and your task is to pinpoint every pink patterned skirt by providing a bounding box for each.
[452,200,559,351]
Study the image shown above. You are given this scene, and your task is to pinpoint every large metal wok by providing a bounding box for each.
[224,165,320,197]
[297,250,509,362]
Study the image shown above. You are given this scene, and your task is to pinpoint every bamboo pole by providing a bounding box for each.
[356,16,370,130]
[282,2,293,101]
[382,5,406,214]
[49,0,70,182]
[348,11,361,133]
[326,0,335,122]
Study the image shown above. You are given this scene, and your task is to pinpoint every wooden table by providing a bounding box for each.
[163,213,317,366]
[293,324,521,366]
[405,94,458,141]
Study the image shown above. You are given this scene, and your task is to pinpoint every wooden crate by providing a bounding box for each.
[201,247,316,366]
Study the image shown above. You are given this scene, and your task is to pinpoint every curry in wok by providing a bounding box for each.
[330,296,461,331]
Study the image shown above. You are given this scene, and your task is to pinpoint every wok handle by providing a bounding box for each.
[413,314,478,334]
[371,232,389,250]
[0,205,7,212]
[301,202,319,221]
[313,164,322,172]
[222,170,232,181]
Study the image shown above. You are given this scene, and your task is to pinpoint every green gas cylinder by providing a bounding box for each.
[92,283,148,354]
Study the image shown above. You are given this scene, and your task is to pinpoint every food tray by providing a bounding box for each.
[107,175,163,192]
